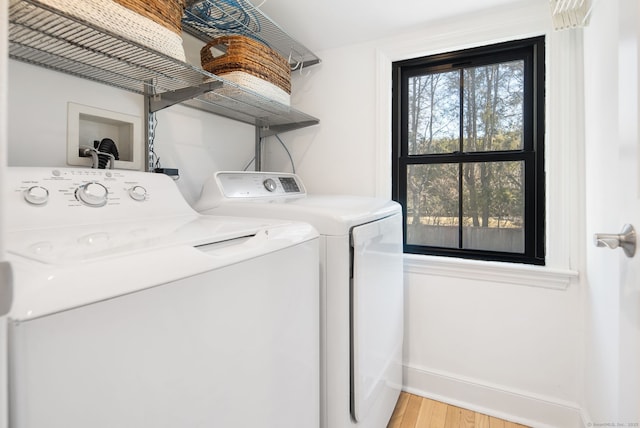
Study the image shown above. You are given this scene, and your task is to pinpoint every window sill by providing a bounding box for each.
[403,254,578,290]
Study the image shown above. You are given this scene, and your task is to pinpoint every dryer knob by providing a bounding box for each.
[128,185,147,201]
[263,178,277,192]
[76,182,108,207]
[23,186,49,205]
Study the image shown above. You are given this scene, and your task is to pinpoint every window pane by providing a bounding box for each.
[463,61,524,152]
[462,161,524,252]
[406,164,459,248]
[408,71,460,155]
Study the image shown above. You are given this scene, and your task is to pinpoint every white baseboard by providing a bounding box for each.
[403,364,583,428]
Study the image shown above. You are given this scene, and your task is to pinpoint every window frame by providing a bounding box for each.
[391,36,545,265]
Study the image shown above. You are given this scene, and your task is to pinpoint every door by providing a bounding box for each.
[583,0,640,422]
[1,2,12,428]
[0,264,12,428]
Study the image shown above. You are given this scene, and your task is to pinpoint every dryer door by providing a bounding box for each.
[350,213,403,422]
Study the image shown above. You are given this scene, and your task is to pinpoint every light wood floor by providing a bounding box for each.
[387,392,530,428]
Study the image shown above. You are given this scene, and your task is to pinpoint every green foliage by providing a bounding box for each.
[407,60,525,229]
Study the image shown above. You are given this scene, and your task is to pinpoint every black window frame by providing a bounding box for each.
[391,37,545,265]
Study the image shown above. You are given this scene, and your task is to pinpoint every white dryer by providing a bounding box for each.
[194,171,404,428]
[5,167,320,428]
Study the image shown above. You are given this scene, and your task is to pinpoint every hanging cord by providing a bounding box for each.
[243,151,256,171]
[147,113,179,180]
[241,135,294,172]
[275,134,295,173]
[242,136,261,171]
[184,0,264,42]
[148,112,161,170]
[79,146,100,169]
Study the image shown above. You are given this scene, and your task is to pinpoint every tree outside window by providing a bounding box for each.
[392,37,545,265]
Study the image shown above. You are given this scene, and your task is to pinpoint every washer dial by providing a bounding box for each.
[76,182,108,207]
[128,185,147,201]
[23,186,49,205]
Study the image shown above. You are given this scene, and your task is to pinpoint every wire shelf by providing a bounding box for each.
[182,0,320,69]
[182,92,319,134]
[8,0,319,132]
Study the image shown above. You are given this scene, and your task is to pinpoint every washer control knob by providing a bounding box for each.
[23,186,49,205]
[76,182,108,207]
[263,178,277,192]
[128,185,147,201]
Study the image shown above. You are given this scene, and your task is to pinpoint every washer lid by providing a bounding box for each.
[6,214,290,265]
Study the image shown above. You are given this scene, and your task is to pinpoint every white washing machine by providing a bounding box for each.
[5,167,320,428]
[194,171,404,428]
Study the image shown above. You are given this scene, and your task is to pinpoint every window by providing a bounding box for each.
[392,37,545,265]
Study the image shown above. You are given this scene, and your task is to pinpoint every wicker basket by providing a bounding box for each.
[209,71,291,106]
[201,35,291,95]
[14,0,186,61]
[112,0,185,35]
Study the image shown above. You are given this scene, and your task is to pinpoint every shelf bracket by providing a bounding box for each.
[258,121,320,138]
[148,81,223,113]
[255,126,263,171]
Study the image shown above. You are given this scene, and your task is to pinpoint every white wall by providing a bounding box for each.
[261,46,378,196]
[8,61,142,167]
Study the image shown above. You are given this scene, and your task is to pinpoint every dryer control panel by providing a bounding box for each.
[194,171,306,212]
[217,171,306,198]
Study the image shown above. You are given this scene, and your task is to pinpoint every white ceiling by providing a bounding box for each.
[258,0,527,52]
